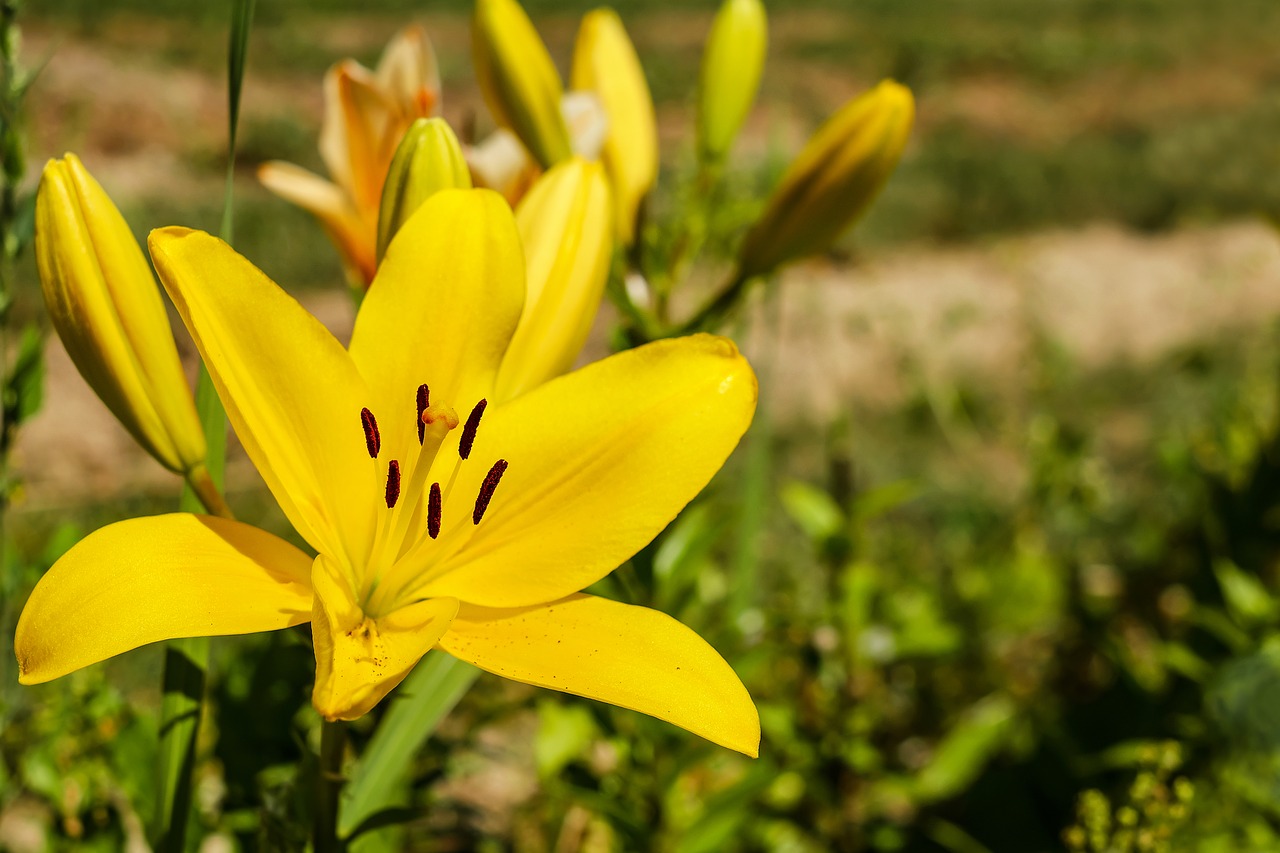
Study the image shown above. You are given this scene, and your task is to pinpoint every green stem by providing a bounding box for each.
[315,720,348,853]
[676,267,754,335]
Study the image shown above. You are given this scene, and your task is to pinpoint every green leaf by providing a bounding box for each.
[780,480,845,543]
[338,654,480,839]
[1215,559,1276,628]
[913,695,1017,803]
[534,698,598,779]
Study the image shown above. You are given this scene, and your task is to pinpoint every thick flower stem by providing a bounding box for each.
[315,720,348,853]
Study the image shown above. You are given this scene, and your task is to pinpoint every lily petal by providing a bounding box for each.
[375,24,441,117]
[440,594,760,756]
[349,189,524,456]
[15,514,313,684]
[149,227,376,566]
[257,161,376,285]
[409,334,756,608]
[494,158,613,403]
[319,60,399,214]
[311,555,458,720]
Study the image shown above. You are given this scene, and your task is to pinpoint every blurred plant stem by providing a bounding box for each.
[0,0,26,725]
[316,720,347,853]
[154,0,253,848]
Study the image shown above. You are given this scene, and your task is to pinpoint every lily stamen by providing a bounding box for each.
[459,398,487,460]
[428,482,442,539]
[415,383,430,444]
[473,459,509,524]
[360,407,381,458]
[384,460,401,509]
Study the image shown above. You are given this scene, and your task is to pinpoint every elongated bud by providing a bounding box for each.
[738,80,914,279]
[494,159,613,402]
[570,9,656,245]
[35,154,206,475]
[473,0,572,169]
[377,118,472,261]
[697,0,767,166]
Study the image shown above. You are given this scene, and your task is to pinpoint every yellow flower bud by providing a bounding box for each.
[697,0,767,166]
[495,158,613,402]
[570,8,657,245]
[473,0,572,170]
[738,80,913,278]
[35,155,205,475]
[377,117,472,261]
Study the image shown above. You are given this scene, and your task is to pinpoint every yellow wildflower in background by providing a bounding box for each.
[258,25,440,288]
[16,189,760,756]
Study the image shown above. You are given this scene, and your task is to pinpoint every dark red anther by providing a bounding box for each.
[416,384,430,444]
[384,460,401,509]
[459,399,488,460]
[428,482,442,539]
[473,459,508,525]
[360,407,381,458]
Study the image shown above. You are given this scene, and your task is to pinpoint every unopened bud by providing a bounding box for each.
[35,154,205,475]
[697,0,767,166]
[738,80,913,279]
[377,118,472,260]
[473,0,572,169]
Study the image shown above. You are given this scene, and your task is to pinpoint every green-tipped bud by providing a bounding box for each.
[738,80,913,278]
[35,154,206,476]
[697,0,767,166]
[473,0,573,170]
[377,118,472,261]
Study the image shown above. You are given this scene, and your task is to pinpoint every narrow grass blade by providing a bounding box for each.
[338,655,481,839]
[154,1,253,848]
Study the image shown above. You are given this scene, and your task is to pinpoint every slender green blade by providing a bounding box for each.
[154,1,252,848]
[338,655,481,839]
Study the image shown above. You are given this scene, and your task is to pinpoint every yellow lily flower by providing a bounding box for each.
[738,79,914,279]
[570,8,658,245]
[258,25,440,288]
[15,189,760,756]
[35,154,206,479]
[697,0,767,166]
[473,0,572,170]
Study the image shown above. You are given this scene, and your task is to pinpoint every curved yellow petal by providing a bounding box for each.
[257,160,376,286]
[349,189,525,457]
[440,594,760,756]
[36,155,205,474]
[409,334,756,608]
[311,555,458,720]
[570,9,657,244]
[149,227,377,567]
[494,158,613,402]
[15,514,313,685]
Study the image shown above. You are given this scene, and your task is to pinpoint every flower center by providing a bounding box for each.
[355,385,509,613]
